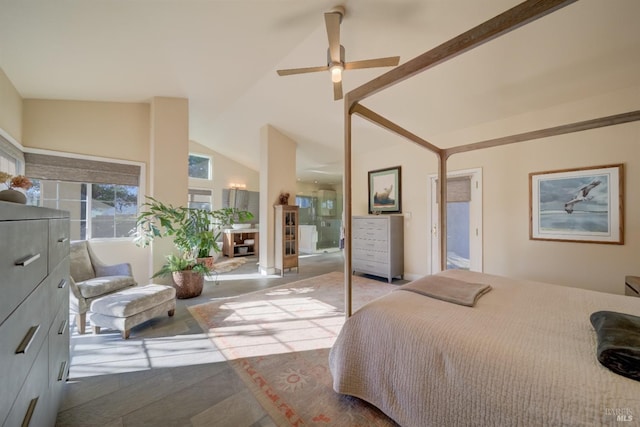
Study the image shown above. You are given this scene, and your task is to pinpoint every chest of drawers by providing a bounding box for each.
[0,202,70,426]
[352,215,404,283]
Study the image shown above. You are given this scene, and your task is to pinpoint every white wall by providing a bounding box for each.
[352,86,640,294]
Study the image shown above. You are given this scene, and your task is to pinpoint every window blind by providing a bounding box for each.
[188,188,212,196]
[436,176,471,203]
[25,153,140,186]
[0,134,25,173]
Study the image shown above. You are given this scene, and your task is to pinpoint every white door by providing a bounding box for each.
[429,168,483,273]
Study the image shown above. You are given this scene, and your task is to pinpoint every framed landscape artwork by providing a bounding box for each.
[368,166,401,214]
[529,164,623,244]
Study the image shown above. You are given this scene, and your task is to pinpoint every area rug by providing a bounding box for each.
[188,272,399,426]
[211,256,247,273]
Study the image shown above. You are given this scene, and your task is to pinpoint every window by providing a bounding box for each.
[188,188,212,210]
[28,180,139,240]
[0,152,18,176]
[24,152,142,240]
[91,184,138,238]
[189,154,211,180]
[295,196,313,208]
[0,134,24,176]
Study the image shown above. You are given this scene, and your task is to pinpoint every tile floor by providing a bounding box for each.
[56,251,348,426]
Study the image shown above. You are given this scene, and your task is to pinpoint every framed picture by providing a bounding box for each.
[529,164,623,244]
[368,166,401,214]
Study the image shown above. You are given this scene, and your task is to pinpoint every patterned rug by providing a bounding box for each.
[189,272,399,426]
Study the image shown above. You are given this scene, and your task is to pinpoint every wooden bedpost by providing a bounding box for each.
[344,96,353,318]
[438,153,448,272]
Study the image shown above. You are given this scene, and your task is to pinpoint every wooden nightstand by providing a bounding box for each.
[625,276,640,297]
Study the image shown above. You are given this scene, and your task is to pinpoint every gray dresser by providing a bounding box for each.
[0,201,70,426]
[352,215,404,283]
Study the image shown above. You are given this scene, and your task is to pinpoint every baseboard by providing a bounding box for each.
[259,265,276,276]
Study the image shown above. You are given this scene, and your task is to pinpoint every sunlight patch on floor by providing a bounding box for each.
[205,296,342,360]
[208,272,280,281]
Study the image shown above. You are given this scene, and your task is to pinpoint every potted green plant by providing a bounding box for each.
[134,197,214,298]
[153,254,209,299]
[210,207,254,230]
[191,206,255,267]
[133,197,254,298]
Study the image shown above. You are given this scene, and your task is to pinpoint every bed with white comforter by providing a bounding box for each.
[329,270,640,426]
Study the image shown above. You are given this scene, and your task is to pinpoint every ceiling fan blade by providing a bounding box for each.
[324,9,342,63]
[333,80,343,100]
[277,65,329,76]
[344,56,400,70]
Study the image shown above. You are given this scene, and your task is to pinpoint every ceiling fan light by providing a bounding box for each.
[330,64,343,82]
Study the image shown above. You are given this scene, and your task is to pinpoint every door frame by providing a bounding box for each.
[428,168,483,274]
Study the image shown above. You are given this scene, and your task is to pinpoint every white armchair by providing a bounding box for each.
[69,240,137,333]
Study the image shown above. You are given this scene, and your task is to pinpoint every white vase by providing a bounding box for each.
[0,189,27,204]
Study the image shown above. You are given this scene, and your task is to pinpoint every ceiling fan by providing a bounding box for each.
[276,5,400,100]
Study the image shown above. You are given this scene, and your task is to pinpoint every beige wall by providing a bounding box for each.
[0,68,23,144]
[352,86,640,294]
[19,99,153,284]
[189,140,259,210]
[148,97,189,279]
[22,99,150,164]
[259,124,297,274]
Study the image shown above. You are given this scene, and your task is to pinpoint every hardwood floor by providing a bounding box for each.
[56,251,345,427]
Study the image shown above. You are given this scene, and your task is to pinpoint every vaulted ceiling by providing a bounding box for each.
[1,0,638,184]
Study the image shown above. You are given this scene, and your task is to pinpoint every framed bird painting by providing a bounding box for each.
[529,164,624,244]
[368,166,401,214]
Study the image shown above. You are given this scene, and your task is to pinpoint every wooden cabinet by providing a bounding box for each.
[0,202,70,427]
[222,229,259,258]
[274,205,299,276]
[352,215,404,283]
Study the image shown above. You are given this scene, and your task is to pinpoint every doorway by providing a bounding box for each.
[429,168,483,273]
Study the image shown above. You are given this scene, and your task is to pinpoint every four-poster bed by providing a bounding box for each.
[332,0,640,424]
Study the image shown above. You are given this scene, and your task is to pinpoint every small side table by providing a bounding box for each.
[625,276,640,297]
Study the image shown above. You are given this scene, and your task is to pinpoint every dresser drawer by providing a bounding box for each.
[353,259,388,275]
[48,257,70,323]
[48,218,70,273]
[3,338,50,427]
[353,239,388,253]
[353,227,388,241]
[49,303,70,389]
[0,220,49,323]
[353,249,388,263]
[353,217,388,231]
[0,281,50,419]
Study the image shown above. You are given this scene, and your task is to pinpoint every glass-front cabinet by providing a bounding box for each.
[275,205,299,276]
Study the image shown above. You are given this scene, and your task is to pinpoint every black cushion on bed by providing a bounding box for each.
[590,310,640,381]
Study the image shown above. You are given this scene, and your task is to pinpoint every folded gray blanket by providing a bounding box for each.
[396,275,491,307]
[590,310,640,381]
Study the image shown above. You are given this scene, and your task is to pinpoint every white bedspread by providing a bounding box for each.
[329,270,640,426]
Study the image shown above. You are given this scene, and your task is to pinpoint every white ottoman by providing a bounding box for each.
[88,284,176,339]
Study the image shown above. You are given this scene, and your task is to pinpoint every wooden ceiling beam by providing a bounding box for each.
[352,104,443,156]
[444,110,640,158]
